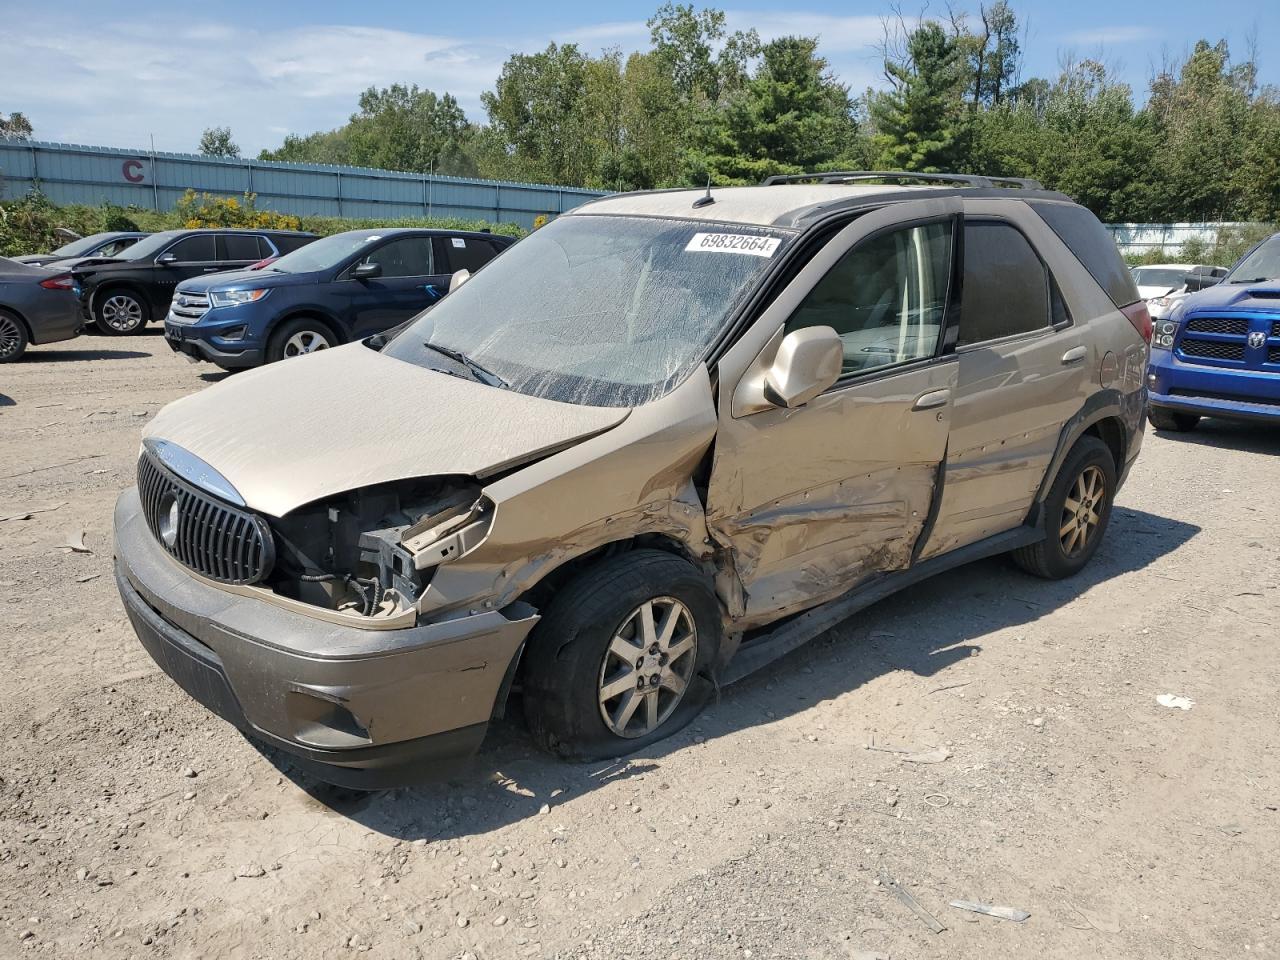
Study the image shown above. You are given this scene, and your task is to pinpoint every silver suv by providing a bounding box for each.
[114,172,1150,786]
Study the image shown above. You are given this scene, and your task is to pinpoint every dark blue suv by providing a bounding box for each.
[1147,232,1280,431]
[163,228,514,369]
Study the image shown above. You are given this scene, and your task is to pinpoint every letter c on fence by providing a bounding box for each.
[122,159,145,183]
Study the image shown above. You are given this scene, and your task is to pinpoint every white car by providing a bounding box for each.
[1131,263,1227,319]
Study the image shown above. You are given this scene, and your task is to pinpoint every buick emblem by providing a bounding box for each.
[1248,331,1266,348]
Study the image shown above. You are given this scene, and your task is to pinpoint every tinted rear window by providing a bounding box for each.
[959,222,1050,346]
[272,234,316,254]
[1030,201,1138,307]
[443,236,500,273]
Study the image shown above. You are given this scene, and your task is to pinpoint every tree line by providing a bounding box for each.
[8,4,1279,224]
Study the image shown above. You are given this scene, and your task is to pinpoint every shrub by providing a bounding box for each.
[173,189,302,231]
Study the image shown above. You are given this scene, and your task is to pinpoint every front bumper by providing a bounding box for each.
[114,487,538,787]
[164,320,265,368]
[1148,351,1280,423]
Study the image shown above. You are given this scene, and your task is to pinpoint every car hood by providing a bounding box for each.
[177,268,319,295]
[1137,284,1176,300]
[1182,279,1280,314]
[12,254,57,265]
[142,342,630,517]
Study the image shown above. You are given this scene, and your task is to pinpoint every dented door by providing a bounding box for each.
[707,199,962,627]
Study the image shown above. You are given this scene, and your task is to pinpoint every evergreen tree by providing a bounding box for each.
[870,23,967,172]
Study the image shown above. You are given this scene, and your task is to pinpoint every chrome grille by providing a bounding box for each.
[137,450,274,585]
[169,292,211,324]
[1178,339,1245,362]
[1185,316,1249,336]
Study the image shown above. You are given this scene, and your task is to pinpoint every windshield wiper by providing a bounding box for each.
[1228,276,1274,284]
[422,341,508,388]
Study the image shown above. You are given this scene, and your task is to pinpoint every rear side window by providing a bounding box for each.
[166,234,215,262]
[218,235,262,261]
[1031,201,1139,306]
[959,222,1049,346]
[443,236,499,273]
[272,234,314,254]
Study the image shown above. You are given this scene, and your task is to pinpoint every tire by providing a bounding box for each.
[521,549,722,761]
[94,288,149,335]
[1012,435,1117,580]
[267,317,337,363]
[0,310,29,362]
[1148,406,1200,432]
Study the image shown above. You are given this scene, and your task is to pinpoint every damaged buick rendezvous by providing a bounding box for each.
[114,172,1149,786]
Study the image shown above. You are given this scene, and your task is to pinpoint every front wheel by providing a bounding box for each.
[267,318,336,363]
[0,310,29,362]
[521,550,721,760]
[1148,407,1200,432]
[95,289,149,335]
[1012,435,1117,579]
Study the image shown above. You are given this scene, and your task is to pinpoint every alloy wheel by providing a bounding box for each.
[597,596,698,738]
[0,314,21,359]
[101,294,144,332]
[283,330,331,357]
[1059,464,1106,558]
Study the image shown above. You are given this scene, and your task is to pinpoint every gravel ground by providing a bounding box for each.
[2,331,1278,960]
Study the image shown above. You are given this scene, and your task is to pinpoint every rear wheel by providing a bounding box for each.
[1012,435,1116,580]
[1148,407,1200,432]
[521,549,720,760]
[0,310,29,362]
[95,289,149,335]
[268,318,336,363]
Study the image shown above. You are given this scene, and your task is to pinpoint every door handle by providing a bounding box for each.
[202,266,221,272]
[1061,346,1087,364]
[913,388,951,410]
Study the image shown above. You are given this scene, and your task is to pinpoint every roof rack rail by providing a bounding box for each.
[760,170,1044,190]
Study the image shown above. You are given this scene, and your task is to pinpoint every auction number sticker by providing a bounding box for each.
[685,232,780,257]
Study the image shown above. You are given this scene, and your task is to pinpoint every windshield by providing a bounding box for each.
[267,231,390,274]
[1132,267,1188,289]
[50,233,113,257]
[383,215,792,407]
[1226,236,1280,283]
[116,232,182,261]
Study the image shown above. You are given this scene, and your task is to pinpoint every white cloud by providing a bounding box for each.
[1063,25,1160,46]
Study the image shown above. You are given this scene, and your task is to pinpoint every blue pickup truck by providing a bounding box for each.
[1147,231,1280,430]
[163,228,513,370]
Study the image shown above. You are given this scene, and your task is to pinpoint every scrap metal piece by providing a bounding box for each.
[879,872,946,934]
[949,900,1030,922]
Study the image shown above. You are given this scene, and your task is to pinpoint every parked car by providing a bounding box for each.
[0,258,84,362]
[13,231,149,267]
[1147,232,1280,430]
[163,228,514,369]
[1131,263,1227,320]
[73,229,317,335]
[113,172,1148,786]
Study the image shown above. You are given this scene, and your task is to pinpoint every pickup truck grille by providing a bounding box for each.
[137,450,274,585]
[1186,316,1249,336]
[168,292,210,324]
[1178,339,1245,362]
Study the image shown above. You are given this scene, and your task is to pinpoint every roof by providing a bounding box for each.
[571,182,1070,229]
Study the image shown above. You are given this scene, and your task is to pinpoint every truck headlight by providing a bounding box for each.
[1152,319,1177,350]
[210,288,269,308]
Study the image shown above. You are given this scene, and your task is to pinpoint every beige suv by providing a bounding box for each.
[114,172,1150,786]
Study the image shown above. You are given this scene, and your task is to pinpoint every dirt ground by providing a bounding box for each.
[2,330,1278,960]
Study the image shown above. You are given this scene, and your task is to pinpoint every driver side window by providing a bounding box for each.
[786,221,953,376]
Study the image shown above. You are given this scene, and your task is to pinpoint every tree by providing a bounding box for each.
[482,43,599,186]
[870,22,967,172]
[694,36,860,183]
[1,111,33,140]
[198,126,240,157]
[647,3,759,105]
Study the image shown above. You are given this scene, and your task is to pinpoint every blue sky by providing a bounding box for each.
[3,0,1275,155]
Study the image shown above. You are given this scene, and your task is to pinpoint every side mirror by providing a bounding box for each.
[352,261,382,280]
[763,326,843,408]
[1183,273,1220,292]
[448,269,471,294]
[157,252,177,265]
